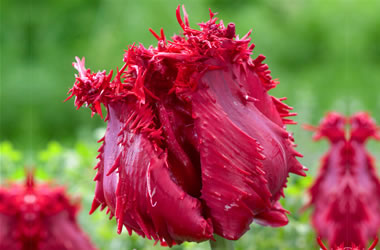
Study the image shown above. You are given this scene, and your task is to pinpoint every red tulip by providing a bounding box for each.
[0,172,96,250]
[307,112,380,249]
[317,237,378,250]
[66,6,306,246]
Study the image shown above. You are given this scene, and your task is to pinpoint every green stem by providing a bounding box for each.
[209,235,235,250]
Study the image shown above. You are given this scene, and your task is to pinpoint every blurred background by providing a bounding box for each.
[1,0,380,249]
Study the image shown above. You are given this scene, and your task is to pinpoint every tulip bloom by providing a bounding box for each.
[0,172,96,250]
[307,112,380,249]
[67,6,305,246]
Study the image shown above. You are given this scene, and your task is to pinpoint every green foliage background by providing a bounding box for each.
[1,0,380,249]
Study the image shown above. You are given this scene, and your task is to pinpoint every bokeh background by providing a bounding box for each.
[1,0,380,249]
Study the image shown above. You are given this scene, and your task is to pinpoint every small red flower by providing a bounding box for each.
[67,6,306,246]
[307,112,380,249]
[0,172,96,250]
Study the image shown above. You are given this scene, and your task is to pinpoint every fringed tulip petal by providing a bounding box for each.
[66,5,305,245]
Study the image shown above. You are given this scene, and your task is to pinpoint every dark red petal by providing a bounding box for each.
[157,102,201,197]
[192,61,301,239]
[253,202,289,227]
[97,102,212,245]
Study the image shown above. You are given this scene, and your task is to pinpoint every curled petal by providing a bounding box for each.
[94,102,212,245]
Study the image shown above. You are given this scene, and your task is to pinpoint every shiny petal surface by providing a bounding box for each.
[97,102,212,246]
[67,5,305,244]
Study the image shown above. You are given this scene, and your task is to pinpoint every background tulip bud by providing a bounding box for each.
[307,112,380,249]
[0,171,96,250]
